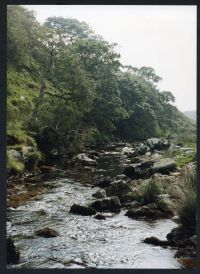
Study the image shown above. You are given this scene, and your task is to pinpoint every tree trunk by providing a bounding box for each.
[29,80,46,127]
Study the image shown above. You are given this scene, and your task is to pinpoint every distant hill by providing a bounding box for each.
[183,110,196,121]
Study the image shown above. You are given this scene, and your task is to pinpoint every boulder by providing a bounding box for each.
[94,176,112,188]
[166,227,193,244]
[135,144,150,155]
[90,196,121,213]
[69,204,97,216]
[106,180,133,198]
[123,161,154,179]
[35,227,59,238]
[115,174,129,181]
[146,138,162,150]
[92,189,106,199]
[125,204,165,219]
[71,153,97,167]
[7,237,20,264]
[152,158,176,174]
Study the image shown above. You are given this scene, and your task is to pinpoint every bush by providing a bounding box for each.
[141,180,162,204]
[177,169,197,231]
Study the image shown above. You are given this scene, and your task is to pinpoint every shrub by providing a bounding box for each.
[141,180,162,204]
[177,169,196,231]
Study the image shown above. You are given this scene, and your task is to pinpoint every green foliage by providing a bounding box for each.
[140,180,162,204]
[7,152,25,174]
[7,5,196,157]
[177,169,196,230]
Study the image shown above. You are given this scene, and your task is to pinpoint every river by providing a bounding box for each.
[7,148,181,269]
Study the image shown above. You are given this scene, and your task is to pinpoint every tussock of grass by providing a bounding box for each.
[177,169,196,230]
[7,152,24,174]
[140,180,162,204]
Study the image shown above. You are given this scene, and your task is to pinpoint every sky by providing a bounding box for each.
[23,5,197,112]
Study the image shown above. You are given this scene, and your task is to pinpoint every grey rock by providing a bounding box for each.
[71,153,97,167]
[69,204,97,216]
[152,158,176,174]
[92,189,106,199]
[35,227,59,237]
[90,196,121,213]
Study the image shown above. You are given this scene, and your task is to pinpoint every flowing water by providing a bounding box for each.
[7,149,181,269]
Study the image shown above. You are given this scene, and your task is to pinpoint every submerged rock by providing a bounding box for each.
[90,196,121,213]
[35,227,59,237]
[7,237,20,264]
[152,158,176,174]
[69,204,97,216]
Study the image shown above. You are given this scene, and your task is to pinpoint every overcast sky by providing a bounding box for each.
[24,5,196,112]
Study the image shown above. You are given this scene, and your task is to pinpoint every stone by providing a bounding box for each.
[92,189,106,199]
[69,204,97,216]
[35,227,59,238]
[143,236,170,247]
[94,213,106,220]
[152,158,176,174]
[71,153,97,167]
[7,237,20,264]
[146,138,162,150]
[105,180,133,198]
[125,204,165,219]
[115,174,129,181]
[94,176,112,188]
[135,143,150,155]
[90,196,122,213]
[122,146,135,155]
[123,161,154,179]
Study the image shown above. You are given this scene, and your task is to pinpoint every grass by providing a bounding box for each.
[140,180,162,204]
[177,169,197,231]
[7,151,24,174]
[175,153,196,168]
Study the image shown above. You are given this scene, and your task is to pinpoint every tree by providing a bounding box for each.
[132,66,162,83]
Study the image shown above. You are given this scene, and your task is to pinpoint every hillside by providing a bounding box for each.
[183,110,196,121]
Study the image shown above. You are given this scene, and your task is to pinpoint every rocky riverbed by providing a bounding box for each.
[7,138,197,269]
